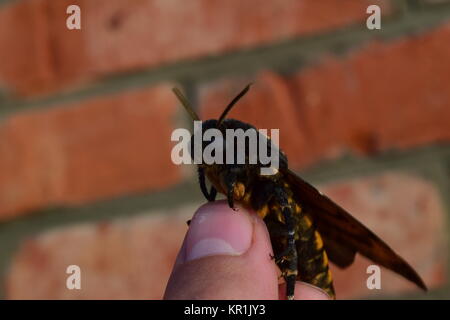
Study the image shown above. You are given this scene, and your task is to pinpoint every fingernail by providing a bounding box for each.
[296,282,331,300]
[184,201,253,262]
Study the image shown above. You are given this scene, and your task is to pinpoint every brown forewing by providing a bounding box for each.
[282,169,427,291]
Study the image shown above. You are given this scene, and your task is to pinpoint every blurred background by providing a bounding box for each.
[0,0,449,299]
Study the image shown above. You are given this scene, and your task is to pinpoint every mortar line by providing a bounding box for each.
[1,6,450,118]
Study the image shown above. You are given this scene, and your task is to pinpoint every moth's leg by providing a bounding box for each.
[192,168,217,226]
[274,185,298,301]
[271,247,289,264]
[198,167,209,200]
[198,167,217,202]
[265,220,290,263]
[208,186,217,202]
[223,167,239,210]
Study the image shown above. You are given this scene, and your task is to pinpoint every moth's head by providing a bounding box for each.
[189,119,218,162]
[173,85,286,177]
[172,85,252,164]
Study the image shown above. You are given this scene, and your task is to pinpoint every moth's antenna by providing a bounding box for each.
[217,83,252,126]
[172,87,200,121]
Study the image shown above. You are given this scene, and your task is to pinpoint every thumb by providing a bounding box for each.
[163,200,279,299]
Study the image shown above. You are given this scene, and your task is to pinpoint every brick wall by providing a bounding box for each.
[0,0,449,299]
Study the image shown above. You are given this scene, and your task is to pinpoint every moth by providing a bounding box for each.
[172,85,427,299]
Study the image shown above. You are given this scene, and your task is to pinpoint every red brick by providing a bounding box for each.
[6,206,194,299]
[0,0,86,96]
[5,173,446,299]
[0,85,182,220]
[291,22,450,160]
[199,22,450,169]
[321,172,447,298]
[0,0,391,96]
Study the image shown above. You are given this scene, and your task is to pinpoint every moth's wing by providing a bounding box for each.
[322,236,356,268]
[283,169,427,291]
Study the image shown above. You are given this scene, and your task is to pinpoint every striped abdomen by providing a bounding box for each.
[260,185,335,299]
[294,210,335,298]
